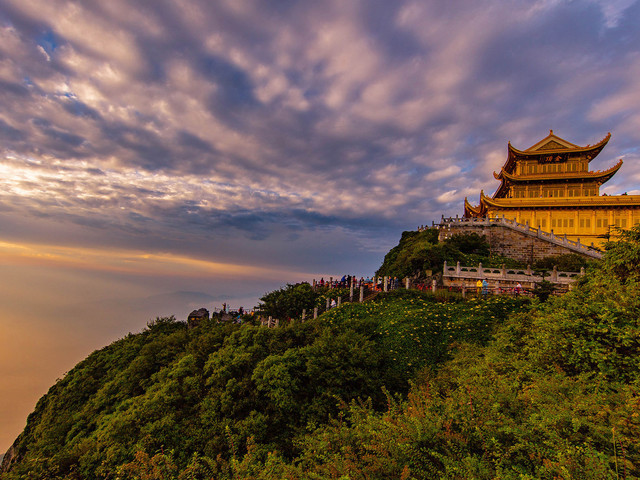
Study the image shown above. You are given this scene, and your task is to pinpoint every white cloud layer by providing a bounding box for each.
[0,0,639,275]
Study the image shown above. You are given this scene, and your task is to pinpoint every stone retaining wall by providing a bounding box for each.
[434,216,601,264]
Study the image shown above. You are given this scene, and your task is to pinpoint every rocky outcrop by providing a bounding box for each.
[187,307,209,328]
[0,438,19,474]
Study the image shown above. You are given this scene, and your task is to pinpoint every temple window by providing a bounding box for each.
[544,187,563,197]
[513,187,527,198]
[614,217,628,228]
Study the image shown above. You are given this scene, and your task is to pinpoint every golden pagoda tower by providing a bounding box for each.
[464,130,640,248]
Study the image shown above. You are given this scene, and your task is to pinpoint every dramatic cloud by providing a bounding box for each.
[2,0,640,451]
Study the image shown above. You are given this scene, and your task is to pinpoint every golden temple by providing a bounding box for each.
[464,130,640,248]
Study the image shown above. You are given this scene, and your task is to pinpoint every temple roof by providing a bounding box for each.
[463,131,632,218]
[494,159,623,184]
[522,130,580,152]
[464,196,486,217]
[491,131,615,199]
[479,190,640,209]
[501,131,611,174]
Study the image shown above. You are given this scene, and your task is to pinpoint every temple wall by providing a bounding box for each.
[437,219,598,264]
[488,206,640,249]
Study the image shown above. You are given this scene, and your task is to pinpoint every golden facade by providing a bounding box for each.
[464,131,640,248]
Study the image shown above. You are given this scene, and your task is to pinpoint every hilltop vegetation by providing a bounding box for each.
[1,294,527,479]
[376,228,591,279]
[2,228,640,479]
[376,229,496,278]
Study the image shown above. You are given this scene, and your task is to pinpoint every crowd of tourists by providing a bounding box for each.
[316,275,403,291]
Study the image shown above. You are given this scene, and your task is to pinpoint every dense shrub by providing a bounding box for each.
[257,282,317,320]
[226,227,640,479]
[1,291,526,479]
[376,230,524,279]
[532,252,592,272]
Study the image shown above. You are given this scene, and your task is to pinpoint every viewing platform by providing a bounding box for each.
[442,260,584,290]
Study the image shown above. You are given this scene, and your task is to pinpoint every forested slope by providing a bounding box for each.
[2,227,640,479]
[0,290,526,479]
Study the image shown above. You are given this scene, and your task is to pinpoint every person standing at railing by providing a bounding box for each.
[476,279,482,295]
[482,278,489,297]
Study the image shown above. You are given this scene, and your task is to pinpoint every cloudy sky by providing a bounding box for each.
[2,0,640,451]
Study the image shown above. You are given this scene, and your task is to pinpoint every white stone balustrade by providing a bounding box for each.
[443,260,585,288]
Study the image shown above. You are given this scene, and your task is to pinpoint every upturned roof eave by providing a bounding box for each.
[497,159,623,185]
[500,132,611,174]
[479,192,640,209]
[464,196,486,217]
[511,132,611,157]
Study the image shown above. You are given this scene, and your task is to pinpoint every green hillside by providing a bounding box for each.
[2,228,640,479]
[1,296,526,478]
